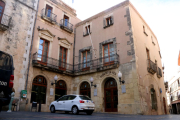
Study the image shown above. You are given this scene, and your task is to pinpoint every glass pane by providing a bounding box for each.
[31,85,46,104]
[106,103,111,108]
[106,90,111,96]
[113,96,118,101]
[106,97,111,102]
[39,45,43,50]
[39,39,43,45]
[113,90,117,95]
[47,9,51,17]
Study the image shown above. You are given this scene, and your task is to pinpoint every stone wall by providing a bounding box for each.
[0,0,38,98]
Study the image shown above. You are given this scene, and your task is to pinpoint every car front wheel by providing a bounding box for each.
[50,106,55,113]
[72,106,79,115]
[86,111,93,115]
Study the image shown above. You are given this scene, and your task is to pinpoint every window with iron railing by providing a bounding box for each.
[41,5,57,23]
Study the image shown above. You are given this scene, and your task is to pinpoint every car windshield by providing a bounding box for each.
[79,96,91,100]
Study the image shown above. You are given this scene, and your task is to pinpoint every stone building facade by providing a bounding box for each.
[22,0,168,115]
[167,73,180,114]
[0,0,38,99]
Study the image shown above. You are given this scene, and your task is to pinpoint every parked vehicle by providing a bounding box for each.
[0,51,14,112]
[49,95,95,115]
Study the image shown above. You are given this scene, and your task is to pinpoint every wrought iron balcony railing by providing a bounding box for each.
[74,54,119,73]
[0,14,12,31]
[60,19,73,33]
[32,53,73,74]
[157,67,162,78]
[147,59,157,74]
[32,53,119,75]
[41,8,57,23]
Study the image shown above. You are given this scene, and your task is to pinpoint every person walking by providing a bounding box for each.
[7,88,15,112]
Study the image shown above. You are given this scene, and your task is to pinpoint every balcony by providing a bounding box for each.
[32,53,74,75]
[157,67,162,78]
[41,8,57,24]
[60,19,73,33]
[147,59,157,74]
[32,53,119,76]
[74,54,119,75]
[164,82,168,91]
[0,14,11,31]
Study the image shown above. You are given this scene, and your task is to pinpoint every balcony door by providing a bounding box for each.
[63,15,69,27]
[0,1,5,23]
[45,5,52,18]
[37,39,49,65]
[82,51,90,71]
[59,46,67,71]
[103,43,115,65]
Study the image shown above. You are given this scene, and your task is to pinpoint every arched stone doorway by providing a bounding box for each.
[55,80,67,100]
[104,78,118,112]
[80,82,91,98]
[31,75,47,104]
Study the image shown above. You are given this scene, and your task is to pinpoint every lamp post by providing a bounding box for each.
[90,77,96,87]
[51,75,58,85]
[118,71,125,84]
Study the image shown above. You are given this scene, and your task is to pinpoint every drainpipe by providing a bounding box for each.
[25,0,40,90]
[73,27,76,72]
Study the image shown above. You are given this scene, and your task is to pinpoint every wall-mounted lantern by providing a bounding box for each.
[118,71,125,84]
[51,75,58,85]
[90,77,96,87]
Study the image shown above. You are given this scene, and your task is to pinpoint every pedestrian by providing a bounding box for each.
[7,88,15,112]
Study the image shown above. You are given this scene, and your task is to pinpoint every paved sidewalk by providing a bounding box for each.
[0,111,179,120]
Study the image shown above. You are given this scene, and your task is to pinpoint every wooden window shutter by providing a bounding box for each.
[111,16,114,24]
[103,18,106,28]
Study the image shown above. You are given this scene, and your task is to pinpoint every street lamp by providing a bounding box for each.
[51,75,58,85]
[118,71,125,84]
[90,77,96,87]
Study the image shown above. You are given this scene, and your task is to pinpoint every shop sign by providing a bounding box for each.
[100,71,116,78]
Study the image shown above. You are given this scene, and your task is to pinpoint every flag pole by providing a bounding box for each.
[86,22,96,58]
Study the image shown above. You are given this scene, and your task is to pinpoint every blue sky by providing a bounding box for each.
[62,0,180,81]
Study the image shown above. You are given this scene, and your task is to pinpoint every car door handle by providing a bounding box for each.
[63,102,65,103]
[71,101,73,103]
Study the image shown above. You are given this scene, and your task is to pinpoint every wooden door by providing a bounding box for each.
[0,1,5,23]
[103,43,115,66]
[163,97,167,114]
[104,79,118,112]
[46,5,52,18]
[59,46,67,71]
[37,39,49,65]
[80,82,91,98]
[64,15,69,27]
[82,51,90,71]
[55,80,67,100]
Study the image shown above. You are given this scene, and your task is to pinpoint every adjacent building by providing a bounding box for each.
[0,0,38,99]
[167,74,180,114]
[2,0,167,115]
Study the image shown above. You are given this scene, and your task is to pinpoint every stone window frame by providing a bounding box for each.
[78,46,93,69]
[83,22,92,37]
[99,37,117,64]
[57,38,72,69]
[38,29,55,58]
[62,12,71,25]
[103,13,114,29]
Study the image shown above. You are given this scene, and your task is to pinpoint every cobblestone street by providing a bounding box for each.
[0,111,179,120]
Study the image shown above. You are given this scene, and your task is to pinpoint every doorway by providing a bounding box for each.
[163,97,167,114]
[104,78,118,112]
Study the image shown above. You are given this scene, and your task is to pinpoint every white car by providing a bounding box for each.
[49,95,95,115]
